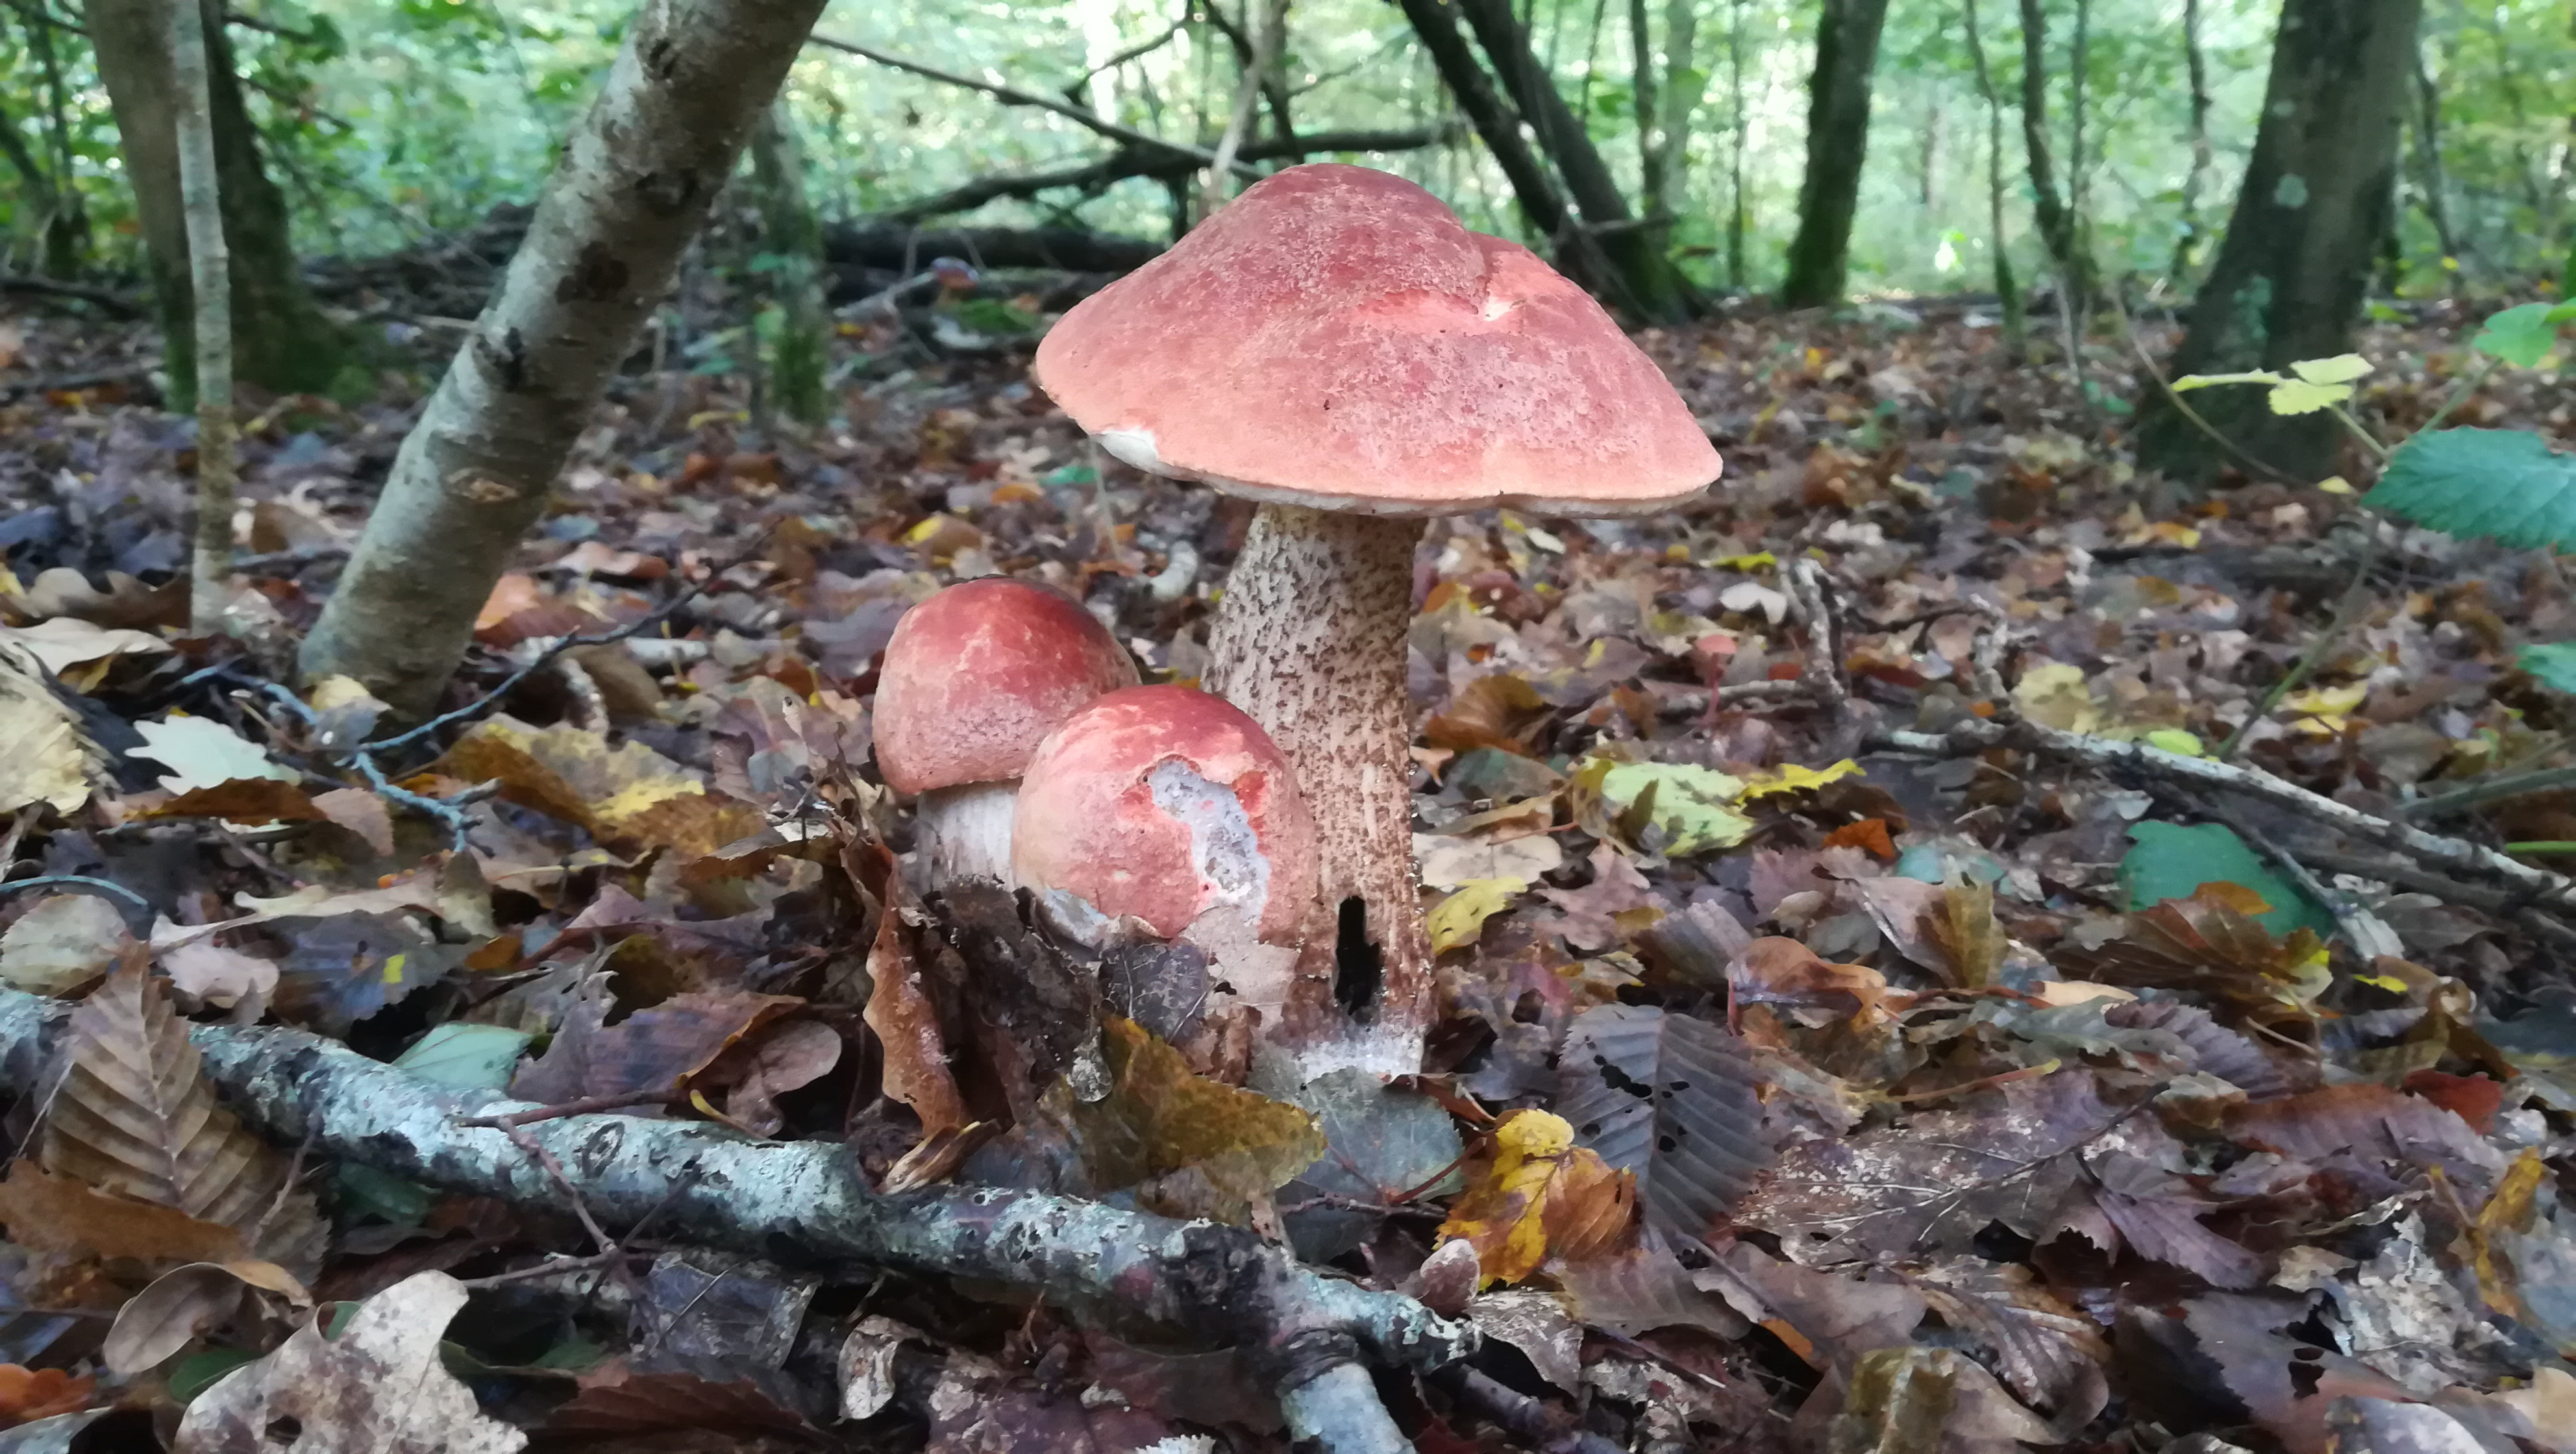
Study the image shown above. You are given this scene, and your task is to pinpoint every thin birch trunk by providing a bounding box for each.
[1963,0,2026,360]
[171,0,234,635]
[2175,0,2214,279]
[299,0,832,713]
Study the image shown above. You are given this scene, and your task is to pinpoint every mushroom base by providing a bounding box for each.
[1204,503,1431,1069]
[915,781,1020,888]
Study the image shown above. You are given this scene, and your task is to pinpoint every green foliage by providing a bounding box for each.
[2362,429,2576,552]
[2173,355,2372,417]
[2471,302,2576,369]
[2120,822,2335,941]
[2518,643,2576,695]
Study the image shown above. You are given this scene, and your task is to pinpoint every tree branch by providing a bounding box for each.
[0,991,1473,1446]
[0,274,144,317]
[806,32,1260,177]
[882,125,1454,223]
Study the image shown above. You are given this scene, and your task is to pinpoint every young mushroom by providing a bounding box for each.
[1032,164,1720,1070]
[1011,684,1319,1047]
[873,578,1138,886]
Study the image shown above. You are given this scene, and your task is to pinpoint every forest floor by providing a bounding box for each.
[0,286,2573,1453]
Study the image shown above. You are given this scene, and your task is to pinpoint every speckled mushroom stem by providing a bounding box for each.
[1204,503,1432,1069]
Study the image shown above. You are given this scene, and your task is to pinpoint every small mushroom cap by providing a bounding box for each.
[1011,685,1320,944]
[1032,163,1720,519]
[874,578,1139,796]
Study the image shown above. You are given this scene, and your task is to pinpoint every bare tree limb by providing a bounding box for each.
[0,991,1473,1449]
[0,273,143,317]
[881,125,1454,224]
[807,32,1259,178]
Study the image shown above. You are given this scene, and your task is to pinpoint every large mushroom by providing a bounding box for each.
[873,578,1138,885]
[1032,163,1719,1066]
[1012,684,1318,1043]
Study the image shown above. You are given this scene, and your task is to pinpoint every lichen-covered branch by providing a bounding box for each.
[0,990,1472,1438]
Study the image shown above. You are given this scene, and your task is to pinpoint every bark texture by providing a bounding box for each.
[1963,0,2027,358]
[90,0,338,406]
[0,987,1473,1442]
[2135,0,2424,487]
[299,0,831,713]
[1779,0,1893,308]
[1396,0,1577,255]
[173,0,236,635]
[1204,506,1432,1071]
[2015,0,2093,308]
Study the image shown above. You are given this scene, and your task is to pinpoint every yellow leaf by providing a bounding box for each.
[2316,475,2355,495]
[2267,378,2355,416]
[1434,1109,1635,1287]
[1737,759,1864,802]
[1707,551,1778,572]
[1428,879,1526,954]
[2012,663,2101,734]
[2288,354,2373,386]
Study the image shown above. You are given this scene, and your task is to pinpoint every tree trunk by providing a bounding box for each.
[2175,0,2214,280]
[2068,0,2090,238]
[1396,0,1581,267]
[1651,0,1702,227]
[747,102,830,430]
[1630,0,1662,216]
[1453,0,1695,322]
[90,0,339,406]
[1963,0,2027,360]
[2410,45,2462,275]
[2135,0,2424,488]
[1726,0,1748,290]
[171,0,235,635]
[299,0,832,713]
[1779,0,1892,308]
[12,0,86,275]
[2015,0,2092,308]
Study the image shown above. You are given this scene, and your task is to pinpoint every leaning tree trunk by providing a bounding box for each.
[1453,0,1696,323]
[90,0,339,406]
[2015,0,2094,310]
[2175,0,2214,280]
[300,0,831,713]
[1779,0,1893,308]
[747,101,830,430]
[1396,0,1583,267]
[2136,0,2424,488]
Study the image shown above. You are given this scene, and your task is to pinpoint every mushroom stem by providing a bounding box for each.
[915,781,1020,887]
[1205,503,1431,1067]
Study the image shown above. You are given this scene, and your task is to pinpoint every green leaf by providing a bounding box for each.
[2172,370,2283,393]
[2362,428,2576,550]
[2288,354,2373,386]
[2119,822,2336,941]
[2474,303,2562,368]
[1428,879,1525,954]
[1596,761,1755,856]
[171,1346,261,1403]
[2520,643,2576,694]
[395,1022,530,1092]
[2266,378,2354,416]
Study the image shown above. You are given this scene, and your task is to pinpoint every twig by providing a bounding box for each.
[1785,558,1851,722]
[2403,763,2576,820]
[2102,291,2293,484]
[880,125,1450,223]
[457,1248,653,1290]
[1435,1366,1627,1454]
[0,274,142,317]
[2418,355,2501,436]
[2214,524,2384,762]
[0,875,154,935]
[2206,803,2399,956]
[806,32,1257,177]
[1870,718,2576,915]
[459,1090,683,1131]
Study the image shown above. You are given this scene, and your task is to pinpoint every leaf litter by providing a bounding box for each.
[0,289,2573,1452]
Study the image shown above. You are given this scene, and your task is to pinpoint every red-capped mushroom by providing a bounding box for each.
[1032,164,1719,1066]
[873,578,1137,885]
[1011,684,1318,1031]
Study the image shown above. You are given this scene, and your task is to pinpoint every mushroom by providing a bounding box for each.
[1011,684,1318,1041]
[873,578,1137,885]
[1031,163,1719,1066]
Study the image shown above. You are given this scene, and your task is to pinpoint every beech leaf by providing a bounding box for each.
[1557,1004,1770,1242]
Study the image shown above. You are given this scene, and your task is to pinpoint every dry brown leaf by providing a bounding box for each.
[0,645,97,815]
[0,1364,93,1427]
[847,838,967,1137]
[1729,936,1900,1026]
[1425,673,1552,756]
[176,1270,525,1453]
[437,714,762,857]
[702,1019,843,1137]
[40,954,279,1230]
[103,1259,310,1375]
[1072,1017,1325,1224]
[312,787,397,855]
[508,987,800,1107]
[161,938,280,1010]
[0,1160,247,1264]
[0,893,131,996]
[149,778,325,824]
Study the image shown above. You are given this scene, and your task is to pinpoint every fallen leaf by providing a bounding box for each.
[1072,1018,1325,1224]
[1429,878,1527,954]
[1558,1005,1770,1242]
[509,986,800,1108]
[0,894,130,996]
[103,1260,310,1375]
[847,839,968,1137]
[0,618,169,674]
[0,1365,91,1427]
[1435,1109,1636,1286]
[0,646,97,814]
[1740,759,1866,800]
[0,1159,246,1264]
[1587,758,1755,856]
[702,1018,842,1137]
[175,1271,526,1453]
[438,715,762,857]
[160,938,279,1010]
[127,715,299,794]
[2012,662,2101,734]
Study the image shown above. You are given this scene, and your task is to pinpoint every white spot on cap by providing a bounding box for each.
[1097,427,1166,475]
[1481,296,1516,322]
[1148,759,1270,922]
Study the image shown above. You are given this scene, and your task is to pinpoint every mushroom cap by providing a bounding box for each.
[873,578,1139,796]
[1032,163,1720,519]
[1012,685,1319,944]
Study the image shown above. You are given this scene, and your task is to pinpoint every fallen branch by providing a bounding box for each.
[0,273,144,317]
[1871,717,2576,917]
[883,124,1455,223]
[0,990,1471,1449]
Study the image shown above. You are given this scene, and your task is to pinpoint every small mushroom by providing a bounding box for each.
[873,578,1137,885]
[1011,684,1319,1038]
[1033,164,1719,1066]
